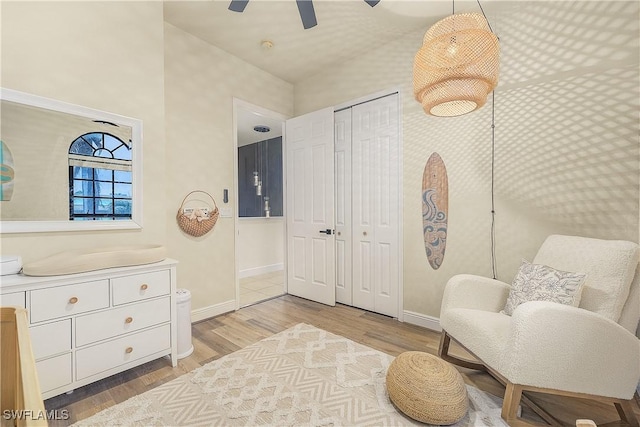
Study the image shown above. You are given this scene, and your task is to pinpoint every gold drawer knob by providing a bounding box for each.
[125,317,133,324]
[140,284,148,291]
[125,347,133,354]
[69,297,79,304]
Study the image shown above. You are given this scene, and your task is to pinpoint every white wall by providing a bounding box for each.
[163,23,293,316]
[238,218,284,277]
[0,2,166,260]
[0,4,294,319]
[294,1,640,318]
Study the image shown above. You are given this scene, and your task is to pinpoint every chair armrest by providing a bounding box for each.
[441,274,511,314]
[499,301,640,399]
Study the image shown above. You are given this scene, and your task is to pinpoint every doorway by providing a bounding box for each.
[233,99,288,308]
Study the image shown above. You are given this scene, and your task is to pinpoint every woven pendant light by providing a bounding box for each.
[414,13,499,117]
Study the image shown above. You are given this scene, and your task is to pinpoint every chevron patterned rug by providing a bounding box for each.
[73,323,508,426]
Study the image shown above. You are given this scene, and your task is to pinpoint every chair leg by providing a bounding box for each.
[438,330,486,371]
[615,398,640,427]
[502,382,524,423]
[438,329,451,358]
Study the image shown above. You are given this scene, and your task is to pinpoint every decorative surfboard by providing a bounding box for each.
[0,140,15,201]
[422,152,448,270]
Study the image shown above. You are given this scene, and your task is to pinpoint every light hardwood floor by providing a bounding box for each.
[239,270,285,307]
[44,295,639,426]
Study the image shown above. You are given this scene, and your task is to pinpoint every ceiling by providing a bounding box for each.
[163,0,492,84]
[237,107,283,147]
[164,0,502,140]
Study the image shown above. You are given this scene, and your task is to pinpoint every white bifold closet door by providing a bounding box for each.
[336,94,400,317]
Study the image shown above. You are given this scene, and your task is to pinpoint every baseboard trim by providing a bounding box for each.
[191,299,236,323]
[239,263,284,279]
[403,310,442,332]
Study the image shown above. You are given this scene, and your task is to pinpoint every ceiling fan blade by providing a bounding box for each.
[296,0,317,29]
[228,0,249,12]
[364,0,380,6]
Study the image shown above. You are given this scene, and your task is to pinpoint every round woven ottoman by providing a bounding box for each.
[386,351,468,425]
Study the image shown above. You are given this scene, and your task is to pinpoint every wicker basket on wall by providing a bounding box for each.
[176,190,220,237]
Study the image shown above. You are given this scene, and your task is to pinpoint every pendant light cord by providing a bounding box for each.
[453,0,496,36]
[490,91,498,280]
[477,0,498,278]
[476,0,496,34]
[450,0,498,278]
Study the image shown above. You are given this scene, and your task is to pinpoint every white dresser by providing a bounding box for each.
[0,259,178,400]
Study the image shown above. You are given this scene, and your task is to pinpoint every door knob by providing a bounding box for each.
[363,231,367,236]
[319,229,334,235]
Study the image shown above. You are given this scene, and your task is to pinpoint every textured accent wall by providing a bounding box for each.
[294,1,640,317]
[0,2,166,260]
[163,23,293,310]
[0,5,294,315]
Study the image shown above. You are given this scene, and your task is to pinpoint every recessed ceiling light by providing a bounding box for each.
[254,125,270,133]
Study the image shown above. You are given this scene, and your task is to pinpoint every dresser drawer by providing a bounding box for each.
[76,324,170,380]
[36,353,72,393]
[1,292,25,308]
[30,280,109,323]
[76,297,171,347]
[30,319,71,360]
[112,270,170,305]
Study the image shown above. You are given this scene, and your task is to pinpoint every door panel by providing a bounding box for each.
[292,150,306,221]
[312,237,327,284]
[352,116,375,311]
[293,236,306,280]
[334,109,352,305]
[359,241,372,293]
[379,242,391,297]
[286,107,335,306]
[378,135,392,226]
[312,144,328,222]
[351,94,399,316]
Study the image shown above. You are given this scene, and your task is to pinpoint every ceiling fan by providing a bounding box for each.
[228,0,380,30]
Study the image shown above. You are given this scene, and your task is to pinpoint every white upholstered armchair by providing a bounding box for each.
[439,235,640,426]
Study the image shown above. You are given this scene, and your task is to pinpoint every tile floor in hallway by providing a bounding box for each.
[239,270,285,307]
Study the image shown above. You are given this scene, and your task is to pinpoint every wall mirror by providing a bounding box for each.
[0,88,142,233]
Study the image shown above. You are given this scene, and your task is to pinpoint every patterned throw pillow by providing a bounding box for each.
[502,259,587,316]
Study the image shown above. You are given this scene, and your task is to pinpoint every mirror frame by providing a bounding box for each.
[0,88,143,233]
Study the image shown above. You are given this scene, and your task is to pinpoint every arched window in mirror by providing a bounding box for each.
[68,132,132,220]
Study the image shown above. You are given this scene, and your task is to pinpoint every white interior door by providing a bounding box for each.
[334,109,352,305]
[285,107,336,306]
[352,94,399,317]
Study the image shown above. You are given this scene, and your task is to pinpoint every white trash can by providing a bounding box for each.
[176,288,194,359]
